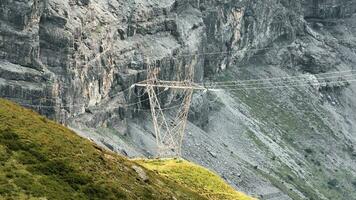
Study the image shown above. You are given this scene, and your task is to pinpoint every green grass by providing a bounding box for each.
[136,159,257,200]
[0,98,254,200]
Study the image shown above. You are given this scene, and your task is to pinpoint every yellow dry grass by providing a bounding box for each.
[136,159,258,200]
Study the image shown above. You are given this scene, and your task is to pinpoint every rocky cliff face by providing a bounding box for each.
[1,0,356,199]
[303,0,356,19]
[0,0,304,121]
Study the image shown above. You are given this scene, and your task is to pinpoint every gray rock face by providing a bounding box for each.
[1,0,356,199]
[303,0,356,19]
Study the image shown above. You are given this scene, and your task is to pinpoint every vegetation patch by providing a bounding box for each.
[136,158,257,200]
[1,98,243,200]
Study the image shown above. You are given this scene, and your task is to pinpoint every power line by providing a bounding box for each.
[13,70,356,109]
[12,78,356,112]
[16,99,184,112]
[202,73,356,88]
[14,86,180,111]
[202,69,356,85]
[140,73,356,91]
[217,78,356,91]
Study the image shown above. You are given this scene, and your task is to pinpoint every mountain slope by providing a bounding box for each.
[1,0,356,199]
[137,159,256,200]
[0,98,252,200]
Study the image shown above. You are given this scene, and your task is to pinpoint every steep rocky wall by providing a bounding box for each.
[0,0,304,122]
[0,0,43,69]
[0,0,206,122]
[1,0,356,199]
[303,0,356,19]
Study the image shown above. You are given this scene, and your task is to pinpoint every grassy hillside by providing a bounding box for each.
[0,99,253,200]
[137,159,257,200]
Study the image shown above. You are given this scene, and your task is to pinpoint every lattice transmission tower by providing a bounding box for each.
[134,57,205,157]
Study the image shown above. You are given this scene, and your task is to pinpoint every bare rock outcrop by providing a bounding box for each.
[1,0,356,199]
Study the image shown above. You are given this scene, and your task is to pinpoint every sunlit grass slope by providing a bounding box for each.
[0,98,256,200]
[137,159,257,200]
[0,99,206,200]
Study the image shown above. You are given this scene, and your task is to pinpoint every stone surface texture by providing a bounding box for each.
[1,0,356,199]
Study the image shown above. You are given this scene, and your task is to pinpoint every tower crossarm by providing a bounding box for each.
[134,81,206,90]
